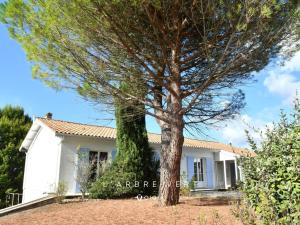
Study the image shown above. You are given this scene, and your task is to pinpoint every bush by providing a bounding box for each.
[89,168,140,199]
[89,159,159,199]
[241,99,300,224]
[55,182,67,204]
[179,186,190,197]
[188,176,196,191]
[179,172,190,196]
[231,199,257,225]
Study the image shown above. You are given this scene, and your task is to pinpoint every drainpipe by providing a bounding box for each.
[223,160,227,189]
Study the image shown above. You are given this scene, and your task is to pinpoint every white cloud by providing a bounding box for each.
[264,72,300,104]
[281,51,300,72]
[220,114,273,148]
[264,51,300,104]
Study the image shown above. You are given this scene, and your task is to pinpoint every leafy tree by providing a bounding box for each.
[0,105,32,208]
[75,151,94,200]
[90,82,159,198]
[1,0,299,205]
[241,99,300,224]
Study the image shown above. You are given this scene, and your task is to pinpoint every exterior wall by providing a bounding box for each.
[218,150,239,161]
[214,150,239,189]
[22,124,62,203]
[59,136,116,195]
[23,128,243,202]
[182,148,216,189]
[58,139,221,194]
[138,144,217,188]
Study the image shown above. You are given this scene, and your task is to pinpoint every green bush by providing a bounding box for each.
[241,99,300,225]
[89,160,159,199]
[56,181,67,204]
[188,176,196,191]
[89,168,139,199]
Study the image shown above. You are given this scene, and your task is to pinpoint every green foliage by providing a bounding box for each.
[188,176,196,191]
[75,152,93,200]
[55,181,67,204]
[179,172,190,196]
[179,185,190,197]
[0,0,298,102]
[231,199,257,225]
[89,82,159,199]
[241,99,300,224]
[0,105,32,208]
[89,168,141,199]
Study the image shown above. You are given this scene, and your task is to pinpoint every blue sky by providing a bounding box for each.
[1,22,300,147]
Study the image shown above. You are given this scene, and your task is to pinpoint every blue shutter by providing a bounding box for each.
[206,158,214,188]
[79,148,89,162]
[187,156,194,181]
[153,151,160,161]
[76,148,90,193]
[111,149,117,160]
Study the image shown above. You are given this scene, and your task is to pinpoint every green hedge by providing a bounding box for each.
[241,101,300,224]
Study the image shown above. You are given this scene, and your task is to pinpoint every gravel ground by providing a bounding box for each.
[0,197,242,225]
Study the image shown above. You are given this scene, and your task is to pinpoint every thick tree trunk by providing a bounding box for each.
[158,119,184,206]
[158,46,184,206]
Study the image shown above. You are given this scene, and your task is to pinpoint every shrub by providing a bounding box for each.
[231,199,257,225]
[180,186,190,197]
[241,98,300,224]
[55,182,67,204]
[179,172,191,196]
[188,176,196,191]
[89,165,148,199]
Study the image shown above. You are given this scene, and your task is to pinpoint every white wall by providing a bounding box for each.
[59,139,219,194]
[218,150,239,161]
[59,136,116,195]
[182,148,216,188]
[22,123,62,203]
[23,126,242,202]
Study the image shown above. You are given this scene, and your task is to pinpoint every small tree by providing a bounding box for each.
[75,153,93,200]
[75,151,111,199]
[241,98,300,224]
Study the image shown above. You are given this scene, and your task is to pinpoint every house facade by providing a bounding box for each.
[19,115,254,203]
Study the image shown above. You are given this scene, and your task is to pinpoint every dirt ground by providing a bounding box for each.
[0,197,242,225]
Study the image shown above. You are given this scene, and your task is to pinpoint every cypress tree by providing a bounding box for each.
[90,83,159,198]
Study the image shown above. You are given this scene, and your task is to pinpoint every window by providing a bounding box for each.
[193,158,205,182]
[88,151,108,181]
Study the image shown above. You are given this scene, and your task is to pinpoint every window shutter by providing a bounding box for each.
[76,148,90,193]
[206,158,214,188]
[79,148,89,163]
[111,149,117,160]
[186,156,194,181]
[153,151,160,161]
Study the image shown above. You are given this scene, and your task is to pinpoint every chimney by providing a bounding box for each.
[45,112,53,119]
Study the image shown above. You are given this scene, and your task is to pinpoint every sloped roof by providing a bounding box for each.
[37,117,255,157]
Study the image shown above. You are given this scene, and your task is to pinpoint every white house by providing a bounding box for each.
[19,113,254,203]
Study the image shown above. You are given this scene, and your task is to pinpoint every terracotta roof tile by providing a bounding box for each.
[38,117,255,157]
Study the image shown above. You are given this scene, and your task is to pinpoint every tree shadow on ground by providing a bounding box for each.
[182,197,239,206]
